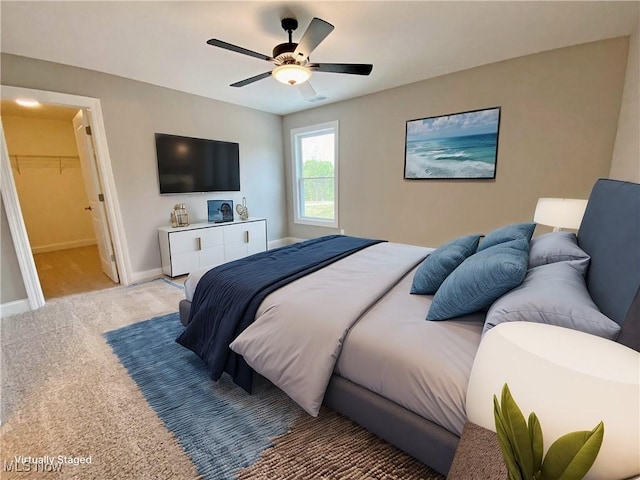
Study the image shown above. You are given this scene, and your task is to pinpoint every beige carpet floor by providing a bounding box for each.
[33,245,116,300]
[1,279,444,480]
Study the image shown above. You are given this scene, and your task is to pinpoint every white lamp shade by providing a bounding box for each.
[466,322,640,480]
[534,198,588,230]
[272,65,311,85]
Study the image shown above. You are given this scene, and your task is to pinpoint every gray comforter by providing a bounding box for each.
[336,264,484,435]
[230,242,430,416]
[187,240,484,435]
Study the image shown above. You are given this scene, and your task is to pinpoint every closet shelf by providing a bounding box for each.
[10,155,81,174]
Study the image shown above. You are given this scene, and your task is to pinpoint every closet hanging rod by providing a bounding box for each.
[11,154,81,175]
[11,154,80,159]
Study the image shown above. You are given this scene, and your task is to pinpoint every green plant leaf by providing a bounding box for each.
[494,394,524,480]
[540,422,604,480]
[528,412,544,476]
[501,384,534,479]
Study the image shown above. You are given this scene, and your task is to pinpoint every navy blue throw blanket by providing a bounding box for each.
[176,235,384,393]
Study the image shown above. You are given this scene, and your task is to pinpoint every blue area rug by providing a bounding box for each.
[104,312,301,479]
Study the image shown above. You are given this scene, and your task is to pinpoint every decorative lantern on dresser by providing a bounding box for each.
[171,204,190,227]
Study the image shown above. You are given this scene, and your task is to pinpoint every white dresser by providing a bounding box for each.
[158,218,267,277]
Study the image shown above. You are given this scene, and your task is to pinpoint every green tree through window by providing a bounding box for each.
[302,159,334,204]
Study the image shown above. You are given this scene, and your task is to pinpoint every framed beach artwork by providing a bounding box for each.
[404,106,501,179]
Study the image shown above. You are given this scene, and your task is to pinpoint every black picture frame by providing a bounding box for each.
[404,106,501,180]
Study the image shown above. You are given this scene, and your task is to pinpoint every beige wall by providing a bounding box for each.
[1,53,286,285]
[283,38,629,245]
[0,37,631,305]
[610,27,640,182]
[0,198,27,303]
[3,115,97,253]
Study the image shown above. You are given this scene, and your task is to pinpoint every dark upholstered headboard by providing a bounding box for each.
[577,179,640,351]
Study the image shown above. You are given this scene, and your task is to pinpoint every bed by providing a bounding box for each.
[176,178,640,476]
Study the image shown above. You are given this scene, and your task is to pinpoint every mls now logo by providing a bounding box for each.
[3,461,63,473]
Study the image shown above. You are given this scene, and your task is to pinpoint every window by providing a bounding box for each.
[291,121,339,227]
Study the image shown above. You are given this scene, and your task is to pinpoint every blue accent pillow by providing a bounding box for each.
[411,234,482,295]
[477,222,536,252]
[427,238,529,320]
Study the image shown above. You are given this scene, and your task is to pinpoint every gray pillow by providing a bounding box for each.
[528,231,590,275]
[483,261,620,339]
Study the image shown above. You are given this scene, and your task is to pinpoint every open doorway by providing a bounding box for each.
[1,86,131,312]
[1,100,119,299]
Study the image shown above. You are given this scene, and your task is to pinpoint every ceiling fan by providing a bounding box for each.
[206,17,373,99]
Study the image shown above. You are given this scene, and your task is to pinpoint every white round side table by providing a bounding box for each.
[466,322,640,480]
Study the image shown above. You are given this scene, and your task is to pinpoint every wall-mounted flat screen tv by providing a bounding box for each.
[155,133,240,194]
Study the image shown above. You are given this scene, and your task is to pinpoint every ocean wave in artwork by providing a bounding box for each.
[405,131,498,179]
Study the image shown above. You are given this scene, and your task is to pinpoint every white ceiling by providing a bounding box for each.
[1,1,638,116]
[0,99,79,121]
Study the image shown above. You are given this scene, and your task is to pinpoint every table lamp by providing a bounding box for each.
[534,198,588,231]
[466,322,640,480]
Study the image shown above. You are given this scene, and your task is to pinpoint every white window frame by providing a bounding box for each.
[290,121,339,228]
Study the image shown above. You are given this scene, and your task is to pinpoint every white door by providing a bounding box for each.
[73,110,119,283]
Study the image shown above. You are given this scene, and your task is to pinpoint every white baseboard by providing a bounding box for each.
[268,238,288,249]
[268,237,305,249]
[286,237,306,244]
[1,299,31,318]
[31,239,97,254]
[130,268,164,283]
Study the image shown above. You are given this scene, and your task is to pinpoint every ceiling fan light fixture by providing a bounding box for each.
[273,64,311,86]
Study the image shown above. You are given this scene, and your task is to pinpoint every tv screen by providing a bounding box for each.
[155,133,240,194]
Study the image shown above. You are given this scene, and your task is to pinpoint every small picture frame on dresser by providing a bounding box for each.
[207,200,234,223]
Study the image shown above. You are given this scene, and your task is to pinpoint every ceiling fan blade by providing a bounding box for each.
[293,18,334,61]
[207,39,272,62]
[297,81,318,100]
[230,71,272,87]
[309,63,373,75]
